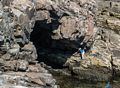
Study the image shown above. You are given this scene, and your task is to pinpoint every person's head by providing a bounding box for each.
[79,48,81,50]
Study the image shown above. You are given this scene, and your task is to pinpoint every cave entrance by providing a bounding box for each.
[30,18,74,68]
[30,20,53,49]
[30,11,89,69]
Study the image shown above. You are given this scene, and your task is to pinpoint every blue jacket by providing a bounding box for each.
[79,49,85,53]
[105,82,112,88]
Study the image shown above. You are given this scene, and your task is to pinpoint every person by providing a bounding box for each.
[110,2,112,8]
[79,48,85,59]
[72,48,86,65]
[73,48,85,58]
[105,82,112,88]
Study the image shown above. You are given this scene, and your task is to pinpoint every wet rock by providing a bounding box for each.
[73,67,112,81]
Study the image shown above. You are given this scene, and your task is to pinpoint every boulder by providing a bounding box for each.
[17,60,29,71]
[8,44,20,56]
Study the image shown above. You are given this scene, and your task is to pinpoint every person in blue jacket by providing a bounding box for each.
[79,48,85,59]
[105,82,112,88]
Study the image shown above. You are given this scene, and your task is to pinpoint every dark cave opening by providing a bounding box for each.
[30,19,75,68]
[30,11,90,68]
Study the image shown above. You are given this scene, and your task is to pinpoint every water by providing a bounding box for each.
[54,73,105,88]
[52,69,120,88]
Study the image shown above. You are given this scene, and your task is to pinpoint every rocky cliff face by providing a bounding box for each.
[0,0,120,87]
[0,0,57,87]
[65,0,120,81]
[94,0,120,79]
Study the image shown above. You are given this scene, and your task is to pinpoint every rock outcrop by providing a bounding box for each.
[0,0,57,87]
[97,0,120,33]
[65,0,120,82]
[31,0,97,50]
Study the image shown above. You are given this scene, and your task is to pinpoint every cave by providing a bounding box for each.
[30,11,90,68]
[30,20,74,68]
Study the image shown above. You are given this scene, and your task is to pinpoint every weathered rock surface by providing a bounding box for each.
[65,0,120,81]
[97,0,120,34]
[31,0,97,50]
[0,0,57,87]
